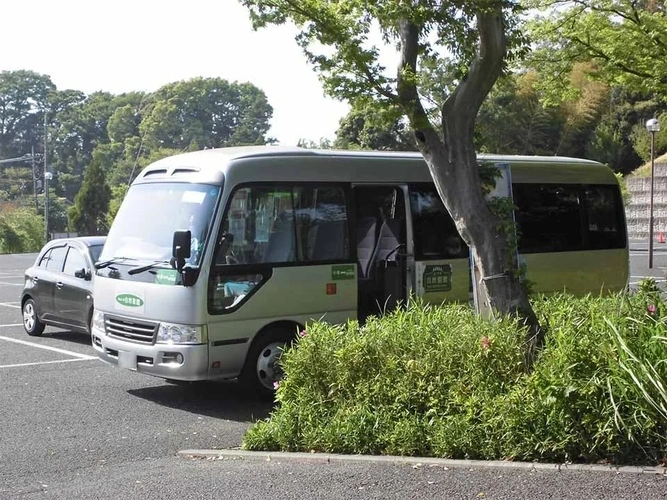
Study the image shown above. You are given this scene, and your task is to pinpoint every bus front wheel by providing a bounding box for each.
[241,328,294,399]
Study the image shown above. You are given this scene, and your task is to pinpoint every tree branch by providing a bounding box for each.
[570,34,657,80]
[443,8,507,133]
[396,19,430,128]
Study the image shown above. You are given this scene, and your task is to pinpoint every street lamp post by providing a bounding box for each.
[646,118,661,269]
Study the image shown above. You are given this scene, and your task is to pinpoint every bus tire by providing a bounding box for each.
[240,327,295,399]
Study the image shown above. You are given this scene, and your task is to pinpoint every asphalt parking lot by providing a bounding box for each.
[0,252,276,498]
[0,252,665,499]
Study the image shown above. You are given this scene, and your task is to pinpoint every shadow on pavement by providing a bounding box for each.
[46,330,93,347]
[127,380,273,423]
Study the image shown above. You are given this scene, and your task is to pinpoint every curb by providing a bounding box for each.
[178,449,667,475]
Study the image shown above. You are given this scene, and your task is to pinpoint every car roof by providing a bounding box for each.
[46,236,107,248]
[73,236,107,247]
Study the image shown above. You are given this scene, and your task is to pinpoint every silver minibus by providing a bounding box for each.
[91,146,628,395]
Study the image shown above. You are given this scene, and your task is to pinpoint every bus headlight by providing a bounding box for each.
[157,323,207,345]
[92,310,105,333]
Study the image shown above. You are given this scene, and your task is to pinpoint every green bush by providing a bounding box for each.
[242,289,667,465]
[0,205,44,253]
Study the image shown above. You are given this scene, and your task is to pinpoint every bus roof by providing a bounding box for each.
[134,145,613,186]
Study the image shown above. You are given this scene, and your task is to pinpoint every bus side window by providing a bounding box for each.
[209,273,265,312]
[264,211,296,263]
[513,183,626,253]
[295,186,349,262]
[213,186,297,266]
[409,184,468,260]
[513,184,583,253]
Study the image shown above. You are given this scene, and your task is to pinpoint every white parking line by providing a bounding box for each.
[0,335,96,360]
[0,302,20,308]
[0,323,23,328]
[0,358,93,369]
[0,275,24,279]
[0,281,22,286]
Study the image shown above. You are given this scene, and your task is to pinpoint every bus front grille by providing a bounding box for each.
[105,315,157,343]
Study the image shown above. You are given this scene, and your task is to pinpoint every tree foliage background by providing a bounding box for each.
[4,0,667,251]
[0,70,275,249]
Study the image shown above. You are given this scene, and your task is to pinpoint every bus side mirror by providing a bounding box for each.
[172,230,191,272]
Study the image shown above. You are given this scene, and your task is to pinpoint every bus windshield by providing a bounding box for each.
[100,183,220,267]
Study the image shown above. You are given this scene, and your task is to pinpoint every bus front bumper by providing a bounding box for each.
[92,329,210,381]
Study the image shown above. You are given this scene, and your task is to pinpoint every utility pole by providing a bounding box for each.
[31,145,38,212]
[44,112,49,243]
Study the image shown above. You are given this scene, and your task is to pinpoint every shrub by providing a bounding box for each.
[243,291,667,465]
[0,205,44,253]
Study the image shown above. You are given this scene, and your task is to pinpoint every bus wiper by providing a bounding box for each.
[94,257,136,269]
[127,260,173,276]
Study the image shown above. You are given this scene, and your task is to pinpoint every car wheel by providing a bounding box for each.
[240,327,295,399]
[23,298,45,337]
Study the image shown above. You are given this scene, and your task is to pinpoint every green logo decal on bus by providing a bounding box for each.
[332,264,355,280]
[116,293,144,307]
[423,264,452,292]
[155,269,178,285]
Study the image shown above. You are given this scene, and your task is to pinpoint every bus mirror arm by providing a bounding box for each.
[171,254,186,273]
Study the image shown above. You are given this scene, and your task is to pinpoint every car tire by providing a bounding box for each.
[240,327,295,400]
[22,298,45,337]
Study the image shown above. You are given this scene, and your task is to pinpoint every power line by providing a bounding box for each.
[0,154,36,165]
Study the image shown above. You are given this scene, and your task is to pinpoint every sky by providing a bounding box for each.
[1,0,352,145]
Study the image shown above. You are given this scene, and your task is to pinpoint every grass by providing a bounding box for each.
[628,153,667,178]
[242,284,667,465]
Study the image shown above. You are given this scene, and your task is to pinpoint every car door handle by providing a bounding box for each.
[56,282,64,289]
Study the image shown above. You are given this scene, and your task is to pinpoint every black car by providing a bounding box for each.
[21,236,106,336]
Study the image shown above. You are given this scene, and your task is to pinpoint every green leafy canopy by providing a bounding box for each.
[526,1,667,100]
[242,1,529,114]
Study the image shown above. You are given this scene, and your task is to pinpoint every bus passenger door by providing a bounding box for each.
[408,184,472,306]
[353,185,409,321]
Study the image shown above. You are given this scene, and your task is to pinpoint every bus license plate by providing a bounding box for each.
[118,351,137,370]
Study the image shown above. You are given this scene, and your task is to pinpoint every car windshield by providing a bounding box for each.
[100,183,220,267]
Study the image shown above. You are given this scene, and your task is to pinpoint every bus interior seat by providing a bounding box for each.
[264,213,296,263]
[375,218,404,264]
[374,218,405,311]
[357,216,379,278]
[308,219,347,261]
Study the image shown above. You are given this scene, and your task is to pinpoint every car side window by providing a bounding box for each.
[38,249,52,267]
[45,246,67,272]
[63,247,88,276]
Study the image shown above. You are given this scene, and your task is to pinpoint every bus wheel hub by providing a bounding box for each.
[256,342,285,389]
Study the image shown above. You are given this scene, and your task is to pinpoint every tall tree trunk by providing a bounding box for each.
[418,131,543,366]
[397,8,544,366]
